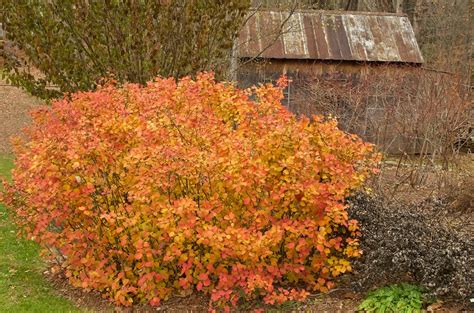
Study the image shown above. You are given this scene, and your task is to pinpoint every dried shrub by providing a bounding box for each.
[293,67,471,160]
[348,193,473,299]
[290,66,471,202]
[1,74,379,310]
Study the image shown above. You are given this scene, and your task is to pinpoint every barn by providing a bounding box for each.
[235,9,426,153]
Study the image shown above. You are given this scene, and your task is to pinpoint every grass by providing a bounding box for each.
[0,154,81,313]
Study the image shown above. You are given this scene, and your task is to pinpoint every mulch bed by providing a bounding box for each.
[45,269,471,312]
[45,270,361,312]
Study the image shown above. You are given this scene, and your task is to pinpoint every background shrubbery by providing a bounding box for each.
[1,1,250,99]
[1,74,378,309]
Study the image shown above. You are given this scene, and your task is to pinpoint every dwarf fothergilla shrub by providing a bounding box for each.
[1,73,379,309]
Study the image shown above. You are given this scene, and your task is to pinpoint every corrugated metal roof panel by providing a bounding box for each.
[237,10,424,63]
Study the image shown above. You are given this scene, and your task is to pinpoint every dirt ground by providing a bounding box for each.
[0,79,45,154]
[371,154,474,206]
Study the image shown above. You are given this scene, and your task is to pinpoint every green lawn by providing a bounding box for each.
[0,155,81,313]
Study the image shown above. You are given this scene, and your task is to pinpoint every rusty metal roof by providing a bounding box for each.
[237,10,424,63]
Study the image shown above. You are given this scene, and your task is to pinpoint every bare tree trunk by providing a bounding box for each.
[228,39,239,82]
[403,0,423,34]
[394,0,403,13]
[352,0,397,12]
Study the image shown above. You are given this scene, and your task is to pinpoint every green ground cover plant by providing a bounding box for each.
[359,283,426,313]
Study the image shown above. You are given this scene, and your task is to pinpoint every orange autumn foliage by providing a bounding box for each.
[1,73,379,310]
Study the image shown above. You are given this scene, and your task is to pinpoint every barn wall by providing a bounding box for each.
[237,60,428,154]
